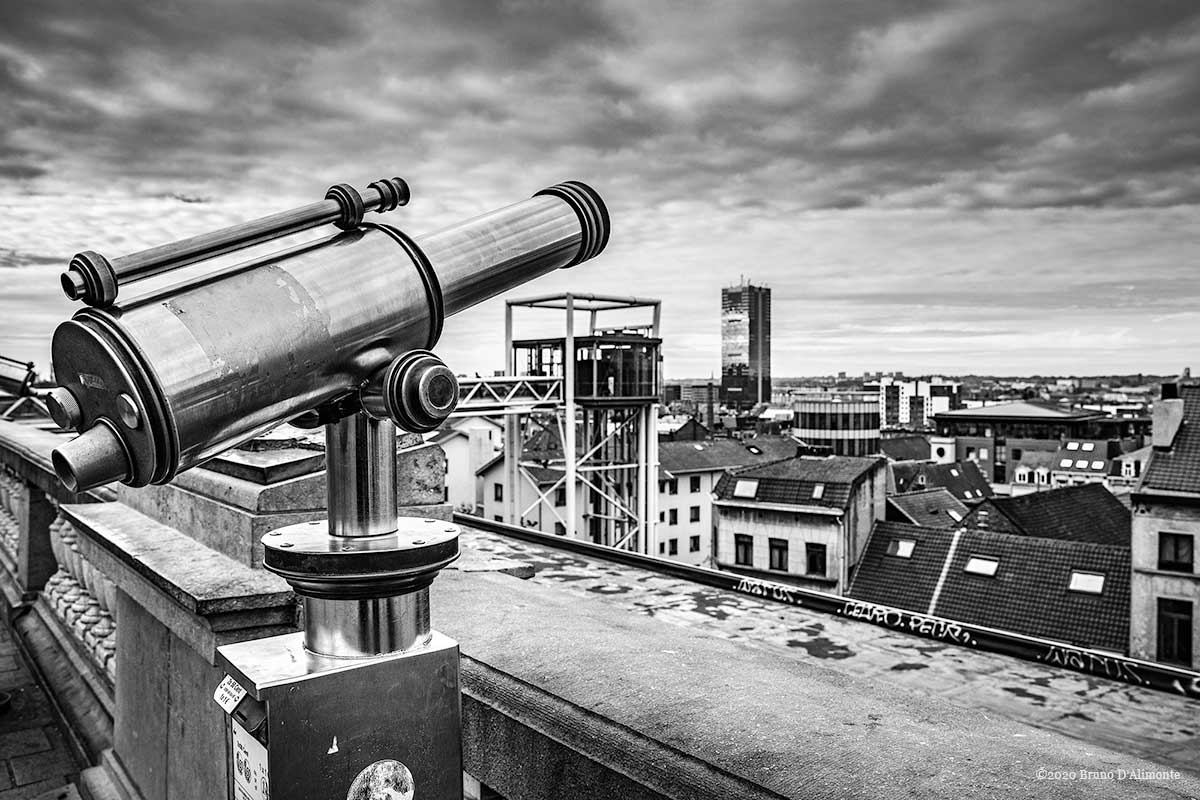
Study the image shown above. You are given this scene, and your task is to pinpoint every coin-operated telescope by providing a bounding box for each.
[47,177,609,799]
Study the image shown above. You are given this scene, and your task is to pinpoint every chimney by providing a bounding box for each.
[1153,393,1185,452]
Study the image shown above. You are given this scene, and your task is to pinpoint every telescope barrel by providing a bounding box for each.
[61,178,410,307]
[49,181,608,493]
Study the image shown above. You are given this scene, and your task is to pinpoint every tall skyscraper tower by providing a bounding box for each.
[721,281,771,411]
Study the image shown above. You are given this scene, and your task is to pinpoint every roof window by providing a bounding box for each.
[1060,458,1073,468]
[1082,443,1095,452]
[1091,460,1105,470]
[887,539,916,558]
[733,479,759,499]
[1074,459,1089,469]
[1068,571,1104,594]
[1066,442,1079,450]
[947,509,963,522]
[964,556,999,576]
[747,445,762,455]
[949,468,959,477]
[812,483,825,500]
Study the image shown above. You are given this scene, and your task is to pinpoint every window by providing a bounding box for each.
[494,515,503,522]
[554,522,566,536]
[769,538,789,571]
[1068,571,1105,594]
[1122,460,1138,478]
[668,538,679,556]
[669,508,678,525]
[811,483,825,500]
[690,506,701,522]
[1159,533,1194,572]
[734,534,753,566]
[1011,448,1023,461]
[733,479,758,499]
[554,486,566,506]
[965,447,975,459]
[659,511,665,522]
[659,480,667,493]
[887,539,916,558]
[690,475,702,493]
[979,448,988,460]
[1158,598,1193,666]
[493,482,503,501]
[659,542,665,554]
[668,479,679,495]
[964,556,999,576]
[806,543,827,576]
[689,535,700,552]
[1015,468,1029,484]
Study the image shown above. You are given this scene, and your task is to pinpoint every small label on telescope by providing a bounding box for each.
[214,673,248,715]
[79,372,105,390]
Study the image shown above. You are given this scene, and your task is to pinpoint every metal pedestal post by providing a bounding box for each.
[216,413,463,800]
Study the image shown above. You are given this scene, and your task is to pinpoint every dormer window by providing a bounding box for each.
[1068,571,1105,594]
[733,479,759,499]
[887,539,916,558]
[964,556,999,576]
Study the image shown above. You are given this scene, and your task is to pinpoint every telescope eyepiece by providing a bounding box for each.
[361,350,459,433]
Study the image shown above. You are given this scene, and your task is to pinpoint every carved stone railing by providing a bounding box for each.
[45,510,118,682]
[0,469,21,566]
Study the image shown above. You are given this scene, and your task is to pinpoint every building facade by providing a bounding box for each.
[791,392,881,456]
[1131,383,1200,669]
[712,455,886,594]
[930,401,1149,487]
[865,376,963,429]
[720,282,771,411]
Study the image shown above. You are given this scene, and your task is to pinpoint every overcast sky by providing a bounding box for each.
[2,1,1198,380]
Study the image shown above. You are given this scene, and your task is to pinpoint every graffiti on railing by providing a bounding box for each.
[734,575,801,605]
[1038,643,1145,685]
[838,599,975,646]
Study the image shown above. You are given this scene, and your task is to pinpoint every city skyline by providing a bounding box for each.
[2,2,1199,378]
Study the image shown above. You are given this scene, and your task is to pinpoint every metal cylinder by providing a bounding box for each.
[302,590,431,658]
[49,182,609,492]
[326,415,398,538]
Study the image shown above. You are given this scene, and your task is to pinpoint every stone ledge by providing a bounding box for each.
[60,503,296,662]
[432,568,1200,799]
[0,421,112,504]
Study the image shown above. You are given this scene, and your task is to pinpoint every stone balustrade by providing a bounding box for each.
[44,511,118,682]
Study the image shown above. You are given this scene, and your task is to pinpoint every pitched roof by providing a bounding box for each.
[849,522,954,611]
[962,483,1130,547]
[886,489,968,527]
[713,455,882,510]
[934,401,1101,420]
[659,437,798,475]
[879,435,930,462]
[849,522,1131,652]
[1140,383,1200,495]
[890,460,993,502]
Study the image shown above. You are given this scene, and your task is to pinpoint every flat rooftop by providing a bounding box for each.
[453,522,1199,778]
